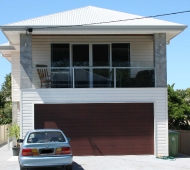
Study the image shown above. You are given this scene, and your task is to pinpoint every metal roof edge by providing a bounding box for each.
[0,46,15,50]
[0,52,11,63]
[0,24,187,32]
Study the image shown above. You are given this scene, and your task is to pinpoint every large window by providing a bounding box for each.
[51,43,130,67]
[93,44,110,66]
[112,43,130,67]
[51,44,70,67]
[50,43,131,88]
[72,44,90,87]
[72,44,89,66]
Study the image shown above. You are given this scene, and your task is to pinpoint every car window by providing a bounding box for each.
[23,131,29,140]
[27,131,66,143]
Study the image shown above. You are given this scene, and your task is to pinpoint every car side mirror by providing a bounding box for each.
[17,139,24,143]
[67,137,71,142]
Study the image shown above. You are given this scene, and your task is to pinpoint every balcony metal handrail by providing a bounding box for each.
[34,66,155,88]
[35,66,155,69]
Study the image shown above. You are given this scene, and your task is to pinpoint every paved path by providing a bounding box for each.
[0,142,19,170]
[1,142,190,170]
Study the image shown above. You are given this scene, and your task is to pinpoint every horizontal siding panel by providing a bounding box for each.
[158,137,168,140]
[156,121,168,125]
[21,96,166,101]
[156,144,167,148]
[156,108,167,111]
[21,89,166,96]
[157,124,167,128]
[157,141,167,144]
[22,117,33,120]
[156,112,167,116]
[12,52,20,101]
[155,116,166,119]
[22,123,33,126]
[157,130,167,133]
[157,111,165,116]
[32,36,153,41]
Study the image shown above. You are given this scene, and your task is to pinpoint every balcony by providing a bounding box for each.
[34,66,155,89]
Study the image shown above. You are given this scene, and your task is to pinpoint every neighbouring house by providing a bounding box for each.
[0,6,187,156]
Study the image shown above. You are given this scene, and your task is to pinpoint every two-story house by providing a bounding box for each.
[0,6,187,156]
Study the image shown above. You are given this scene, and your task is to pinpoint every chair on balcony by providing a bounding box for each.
[36,64,52,88]
[51,72,70,88]
[135,69,154,87]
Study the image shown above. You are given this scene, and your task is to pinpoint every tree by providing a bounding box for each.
[176,88,190,106]
[0,91,6,110]
[1,73,11,101]
[168,84,190,130]
[0,73,12,125]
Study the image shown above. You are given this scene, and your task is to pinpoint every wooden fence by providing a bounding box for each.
[177,130,190,156]
[0,124,10,145]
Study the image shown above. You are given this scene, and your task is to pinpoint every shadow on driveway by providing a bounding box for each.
[28,161,84,170]
[177,153,190,159]
[72,162,84,170]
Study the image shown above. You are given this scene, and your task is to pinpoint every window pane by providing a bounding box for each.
[27,131,66,143]
[74,68,90,88]
[93,68,114,88]
[112,43,130,67]
[93,44,110,66]
[73,45,89,66]
[51,44,70,67]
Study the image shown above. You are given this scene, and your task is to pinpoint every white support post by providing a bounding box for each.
[72,68,75,88]
[114,68,116,88]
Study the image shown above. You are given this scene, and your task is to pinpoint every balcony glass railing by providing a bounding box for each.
[34,66,155,88]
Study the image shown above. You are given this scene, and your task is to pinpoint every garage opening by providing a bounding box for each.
[34,103,154,155]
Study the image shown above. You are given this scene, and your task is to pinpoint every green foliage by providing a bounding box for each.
[0,91,6,108]
[0,103,12,124]
[168,84,190,130]
[9,123,20,146]
[1,73,11,101]
[0,73,12,125]
[176,88,190,106]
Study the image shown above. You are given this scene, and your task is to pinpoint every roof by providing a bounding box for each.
[0,42,15,50]
[5,6,184,27]
[0,6,187,53]
[0,42,15,61]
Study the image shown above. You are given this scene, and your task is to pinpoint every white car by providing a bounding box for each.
[18,129,73,170]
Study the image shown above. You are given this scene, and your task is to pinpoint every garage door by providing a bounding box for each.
[34,103,154,155]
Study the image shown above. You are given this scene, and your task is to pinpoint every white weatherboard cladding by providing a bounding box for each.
[12,52,20,101]
[21,88,168,156]
[32,35,153,88]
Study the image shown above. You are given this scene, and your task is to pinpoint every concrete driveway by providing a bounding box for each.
[1,143,190,170]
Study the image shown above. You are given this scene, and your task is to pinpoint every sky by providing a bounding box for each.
[0,0,189,90]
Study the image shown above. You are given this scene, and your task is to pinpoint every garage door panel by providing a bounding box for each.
[35,103,154,155]
[54,128,153,136]
[70,136,153,145]
[71,144,154,155]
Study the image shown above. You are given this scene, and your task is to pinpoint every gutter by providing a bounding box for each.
[0,25,187,32]
[0,46,15,50]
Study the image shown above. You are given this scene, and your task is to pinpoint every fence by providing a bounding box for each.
[0,124,10,145]
[177,130,190,156]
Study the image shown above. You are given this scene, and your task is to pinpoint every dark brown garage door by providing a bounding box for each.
[34,103,154,155]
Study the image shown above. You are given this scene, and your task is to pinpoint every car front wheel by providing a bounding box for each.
[20,165,25,170]
[66,164,72,170]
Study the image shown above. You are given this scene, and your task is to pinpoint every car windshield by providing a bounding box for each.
[27,131,66,143]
